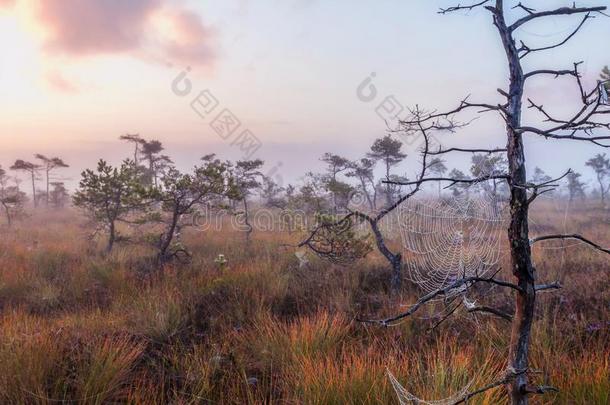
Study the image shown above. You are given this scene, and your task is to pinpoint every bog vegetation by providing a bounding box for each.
[0,130,608,404]
[1,2,610,404]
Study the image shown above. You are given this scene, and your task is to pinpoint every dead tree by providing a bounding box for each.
[364,2,610,404]
[299,118,450,290]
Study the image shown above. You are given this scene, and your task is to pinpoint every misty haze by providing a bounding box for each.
[0,1,609,404]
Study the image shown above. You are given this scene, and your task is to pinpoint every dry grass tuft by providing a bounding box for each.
[0,205,608,403]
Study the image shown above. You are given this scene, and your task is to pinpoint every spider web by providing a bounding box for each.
[397,184,507,298]
[387,369,475,405]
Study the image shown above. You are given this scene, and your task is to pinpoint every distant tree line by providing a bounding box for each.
[2,134,610,235]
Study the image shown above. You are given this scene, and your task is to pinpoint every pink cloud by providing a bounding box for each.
[45,70,79,93]
[38,0,160,54]
[160,9,215,67]
[0,0,15,7]
[34,0,215,67]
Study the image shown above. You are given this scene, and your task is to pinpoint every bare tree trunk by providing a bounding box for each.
[492,179,499,216]
[370,218,402,291]
[372,184,377,210]
[598,175,605,205]
[106,220,116,253]
[31,171,37,208]
[243,198,253,241]
[2,203,11,226]
[152,162,157,188]
[389,253,402,291]
[45,168,50,207]
[158,206,180,262]
[359,178,374,211]
[495,3,536,403]
[332,172,338,213]
[385,163,393,207]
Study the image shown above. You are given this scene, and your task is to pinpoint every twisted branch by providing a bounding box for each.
[358,272,522,327]
[510,5,607,32]
[439,1,491,14]
[531,234,610,255]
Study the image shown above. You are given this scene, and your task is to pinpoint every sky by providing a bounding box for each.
[0,0,609,190]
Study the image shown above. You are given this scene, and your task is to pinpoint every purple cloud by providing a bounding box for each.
[35,0,215,66]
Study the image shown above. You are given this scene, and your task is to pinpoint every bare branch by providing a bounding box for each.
[512,2,535,15]
[398,96,507,130]
[428,147,507,155]
[521,75,610,146]
[515,169,572,204]
[372,115,433,222]
[510,5,607,32]
[296,109,438,274]
[535,282,562,292]
[467,305,513,322]
[439,1,491,14]
[358,273,521,326]
[523,385,560,395]
[523,69,578,81]
[450,367,556,405]
[517,13,594,58]
[531,234,610,255]
[520,128,610,147]
[297,212,356,249]
[427,299,462,331]
[450,368,528,405]
[383,174,510,190]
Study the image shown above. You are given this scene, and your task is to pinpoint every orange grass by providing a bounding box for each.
[0,203,608,404]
